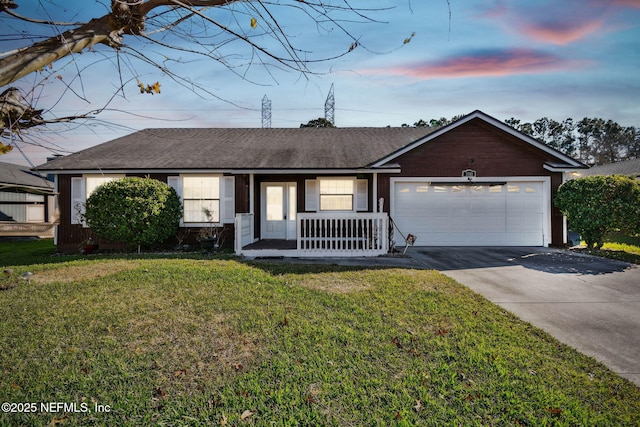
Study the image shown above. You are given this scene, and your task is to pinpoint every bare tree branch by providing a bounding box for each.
[0,0,418,157]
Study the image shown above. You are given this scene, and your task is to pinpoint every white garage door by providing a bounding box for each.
[392,181,545,246]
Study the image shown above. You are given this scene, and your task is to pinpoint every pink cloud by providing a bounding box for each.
[372,49,585,80]
[518,19,605,45]
[475,1,622,45]
[597,0,640,8]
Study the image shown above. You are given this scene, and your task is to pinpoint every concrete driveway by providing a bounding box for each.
[408,247,640,387]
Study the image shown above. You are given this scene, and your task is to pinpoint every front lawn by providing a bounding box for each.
[0,242,638,425]
[576,233,640,264]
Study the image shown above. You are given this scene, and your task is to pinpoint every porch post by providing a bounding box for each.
[372,172,378,213]
[249,173,255,214]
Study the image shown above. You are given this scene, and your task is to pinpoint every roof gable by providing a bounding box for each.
[371,110,587,169]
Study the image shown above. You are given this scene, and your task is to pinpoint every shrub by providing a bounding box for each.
[554,175,640,249]
[84,177,182,252]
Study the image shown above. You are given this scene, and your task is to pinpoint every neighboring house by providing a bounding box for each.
[571,158,640,179]
[0,161,56,237]
[36,110,587,256]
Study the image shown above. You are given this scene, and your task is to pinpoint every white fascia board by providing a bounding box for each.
[39,168,402,176]
[230,168,401,175]
[38,169,234,175]
[543,164,587,172]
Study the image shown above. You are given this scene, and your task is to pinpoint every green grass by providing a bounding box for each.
[0,241,639,426]
[576,233,640,264]
[0,238,59,266]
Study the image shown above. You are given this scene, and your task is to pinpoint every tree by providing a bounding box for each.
[507,115,638,163]
[0,1,417,153]
[575,118,637,165]
[300,117,335,128]
[400,115,465,128]
[554,175,640,249]
[84,177,182,253]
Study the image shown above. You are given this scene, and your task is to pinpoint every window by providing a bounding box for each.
[71,174,123,225]
[85,176,120,198]
[182,176,220,223]
[433,186,447,193]
[305,178,367,212]
[168,175,234,225]
[508,185,520,193]
[319,179,354,211]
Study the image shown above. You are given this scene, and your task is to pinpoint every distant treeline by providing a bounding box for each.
[402,116,640,166]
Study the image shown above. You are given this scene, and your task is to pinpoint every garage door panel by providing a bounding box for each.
[393,181,545,246]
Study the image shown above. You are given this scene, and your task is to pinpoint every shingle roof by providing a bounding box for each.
[578,158,640,177]
[36,127,434,172]
[0,161,54,193]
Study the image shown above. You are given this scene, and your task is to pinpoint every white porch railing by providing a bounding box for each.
[235,212,389,257]
[297,213,388,257]
[234,213,255,254]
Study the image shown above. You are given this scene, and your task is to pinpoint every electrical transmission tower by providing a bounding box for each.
[261,95,272,128]
[324,84,335,126]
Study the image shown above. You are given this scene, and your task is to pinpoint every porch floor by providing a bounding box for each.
[243,239,297,250]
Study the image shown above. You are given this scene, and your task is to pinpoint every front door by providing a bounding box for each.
[261,182,297,240]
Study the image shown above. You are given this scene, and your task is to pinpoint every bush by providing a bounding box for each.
[554,175,640,249]
[84,177,182,252]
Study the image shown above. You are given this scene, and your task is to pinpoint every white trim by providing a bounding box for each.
[390,176,552,247]
[249,173,255,215]
[372,111,585,169]
[372,173,378,213]
[317,177,359,213]
[543,164,586,172]
[261,182,297,240]
[42,168,402,175]
[175,173,240,226]
[53,174,59,245]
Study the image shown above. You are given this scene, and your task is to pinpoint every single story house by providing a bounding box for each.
[35,110,587,256]
[0,161,56,238]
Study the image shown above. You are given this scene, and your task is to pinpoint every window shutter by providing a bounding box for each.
[356,179,368,211]
[167,176,182,199]
[167,176,183,225]
[221,176,235,224]
[70,177,85,225]
[305,179,318,212]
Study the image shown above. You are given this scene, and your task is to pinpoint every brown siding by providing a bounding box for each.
[56,174,84,252]
[382,119,568,246]
[235,175,250,214]
[394,120,553,178]
[55,174,236,252]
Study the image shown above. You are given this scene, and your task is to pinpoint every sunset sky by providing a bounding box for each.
[2,0,639,166]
